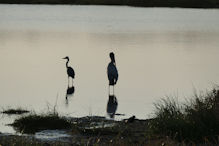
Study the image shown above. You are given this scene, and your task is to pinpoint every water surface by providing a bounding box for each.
[1,4,219,133]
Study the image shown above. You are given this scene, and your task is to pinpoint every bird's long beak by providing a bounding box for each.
[62,57,66,59]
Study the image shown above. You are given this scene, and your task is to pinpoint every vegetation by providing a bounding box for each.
[0,134,180,146]
[149,89,219,143]
[7,113,163,145]
[11,112,72,134]
[0,0,219,8]
[2,89,219,145]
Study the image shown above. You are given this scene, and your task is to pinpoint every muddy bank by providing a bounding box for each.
[0,132,175,146]
[1,116,171,145]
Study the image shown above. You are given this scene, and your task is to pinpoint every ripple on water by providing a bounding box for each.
[35,130,71,141]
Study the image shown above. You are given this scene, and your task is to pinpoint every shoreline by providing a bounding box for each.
[0,1,219,9]
[0,116,158,145]
[1,89,219,145]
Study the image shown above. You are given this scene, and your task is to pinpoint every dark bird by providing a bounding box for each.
[107,52,118,94]
[63,56,75,85]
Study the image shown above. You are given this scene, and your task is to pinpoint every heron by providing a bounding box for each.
[63,56,75,85]
[107,52,118,95]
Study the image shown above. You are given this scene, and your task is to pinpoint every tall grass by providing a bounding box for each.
[11,111,72,134]
[150,89,219,143]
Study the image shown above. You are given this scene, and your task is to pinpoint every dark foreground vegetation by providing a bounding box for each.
[0,0,219,8]
[1,89,219,145]
[150,89,219,143]
[11,113,72,134]
[2,115,179,145]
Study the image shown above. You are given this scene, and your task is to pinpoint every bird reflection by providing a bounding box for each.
[65,85,75,106]
[107,95,118,119]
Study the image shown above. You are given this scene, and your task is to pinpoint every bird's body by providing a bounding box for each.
[67,66,75,79]
[107,52,118,95]
[63,56,75,85]
[107,62,118,85]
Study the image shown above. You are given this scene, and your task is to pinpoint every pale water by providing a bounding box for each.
[1,4,219,133]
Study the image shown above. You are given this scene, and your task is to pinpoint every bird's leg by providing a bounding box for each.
[68,76,69,86]
[65,95,68,106]
[108,85,110,96]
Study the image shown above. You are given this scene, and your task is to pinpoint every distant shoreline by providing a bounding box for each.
[0,0,219,9]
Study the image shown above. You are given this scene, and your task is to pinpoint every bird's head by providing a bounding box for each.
[109,52,115,63]
[62,56,69,60]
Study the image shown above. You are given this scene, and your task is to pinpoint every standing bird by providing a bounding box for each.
[107,52,118,94]
[63,56,75,85]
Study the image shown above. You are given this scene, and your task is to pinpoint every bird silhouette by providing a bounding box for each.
[107,52,118,95]
[63,56,75,85]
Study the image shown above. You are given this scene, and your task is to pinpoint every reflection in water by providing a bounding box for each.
[65,85,75,106]
[107,95,118,118]
[1,5,219,125]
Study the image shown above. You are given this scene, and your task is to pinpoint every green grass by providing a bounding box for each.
[149,89,219,143]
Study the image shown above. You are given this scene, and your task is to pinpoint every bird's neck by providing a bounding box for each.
[111,60,116,66]
[66,59,69,68]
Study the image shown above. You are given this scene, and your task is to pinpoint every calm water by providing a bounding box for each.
[1,4,219,133]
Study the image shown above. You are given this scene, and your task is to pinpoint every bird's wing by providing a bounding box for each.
[107,63,118,81]
[68,67,75,76]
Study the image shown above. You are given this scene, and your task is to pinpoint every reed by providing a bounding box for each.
[149,89,219,143]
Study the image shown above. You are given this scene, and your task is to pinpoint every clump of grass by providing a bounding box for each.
[149,98,187,141]
[183,90,219,142]
[150,89,219,143]
[1,108,29,115]
[11,112,72,134]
